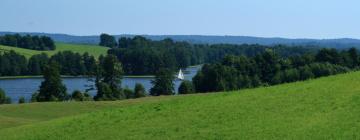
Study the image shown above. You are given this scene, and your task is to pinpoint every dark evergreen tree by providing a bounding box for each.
[37,62,67,102]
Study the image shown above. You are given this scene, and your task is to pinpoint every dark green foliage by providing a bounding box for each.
[0,34,55,50]
[71,90,91,101]
[31,92,39,102]
[150,69,175,96]
[0,50,27,76]
[99,34,117,48]
[178,80,194,94]
[134,83,146,98]
[50,51,86,76]
[37,62,67,102]
[28,53,49,75]
[94,55,124,101]
[109,37,319,75]
[0,50,97,76]
[194,48,356,93]
[0,89,11,104]
[123,88,134,99]
[18,96,25,104]
[5,97,11,104]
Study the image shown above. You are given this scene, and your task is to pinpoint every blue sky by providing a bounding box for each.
[0,0,359,39]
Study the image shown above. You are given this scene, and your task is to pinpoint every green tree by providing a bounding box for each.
[134,83,146,98]
[178,80,194,94]
[94,55,124,100]
[99,33,117,48]
[37,62,67,102]
[28,53,49,75]
[150,69,175,96]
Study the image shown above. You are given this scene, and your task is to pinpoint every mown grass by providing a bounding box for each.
[1,72,360,139]
[0,42,109,58]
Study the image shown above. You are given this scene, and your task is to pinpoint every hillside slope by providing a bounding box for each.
[1,72,360,139]
[2,32,360,48]
[0,42,109,58]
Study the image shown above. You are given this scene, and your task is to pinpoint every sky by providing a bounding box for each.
[0,0,359,39]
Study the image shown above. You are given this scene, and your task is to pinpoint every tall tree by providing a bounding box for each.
[94,55,124,100]
[150,69,175,96]
[36,62,67,102]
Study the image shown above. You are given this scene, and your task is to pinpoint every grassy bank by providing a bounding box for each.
[1,72,360,139]
[0,42,109,58]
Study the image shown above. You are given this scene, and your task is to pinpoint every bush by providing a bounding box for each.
[31,92,39,102]
[71,90,92,101]
[18,96,25,104]
[123,88,134,99]
[178,80,195,94]
[134,83,146,98]
[0,88,11,104]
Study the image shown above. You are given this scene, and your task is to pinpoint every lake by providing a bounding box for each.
[0,66,201,103]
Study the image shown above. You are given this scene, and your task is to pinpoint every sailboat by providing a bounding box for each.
[177,69,185,80]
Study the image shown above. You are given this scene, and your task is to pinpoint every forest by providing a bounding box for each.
[103,34,319,75]
[193,48,359,92]
[0,34,56,50]
[0,34,320,76]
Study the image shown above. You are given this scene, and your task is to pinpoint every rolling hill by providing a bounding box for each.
[0,42,109,58]
[2,31,360,48]
[0,71,360,139]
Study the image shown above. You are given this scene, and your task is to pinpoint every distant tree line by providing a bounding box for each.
[192,48,359,92]
[0,34,56,50]
[103,34,319,75]
[1,35,320,76]
[0,51,96,76]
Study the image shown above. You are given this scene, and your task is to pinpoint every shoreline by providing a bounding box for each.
[0,65,201,80]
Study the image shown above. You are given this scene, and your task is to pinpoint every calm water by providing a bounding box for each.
[0,66,200,103]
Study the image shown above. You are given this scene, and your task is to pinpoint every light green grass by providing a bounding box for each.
[0,42,109,58]
[1,72,360,139]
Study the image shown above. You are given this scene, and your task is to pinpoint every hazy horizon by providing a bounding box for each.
[1,0,359,39]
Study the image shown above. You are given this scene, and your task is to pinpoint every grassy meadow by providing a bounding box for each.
[1,72,360,139]
[0,42,109,58]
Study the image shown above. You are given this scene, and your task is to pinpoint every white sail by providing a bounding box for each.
[177,69,184,80]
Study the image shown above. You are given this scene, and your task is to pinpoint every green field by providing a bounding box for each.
[1,72,360,139]
[0,42,109,58]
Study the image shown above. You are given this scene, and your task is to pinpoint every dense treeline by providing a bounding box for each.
[0,34,320,76]
[193,48,359,92]
[108,35,319,75]
[0,34,55,50]
[0,51,96,76]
